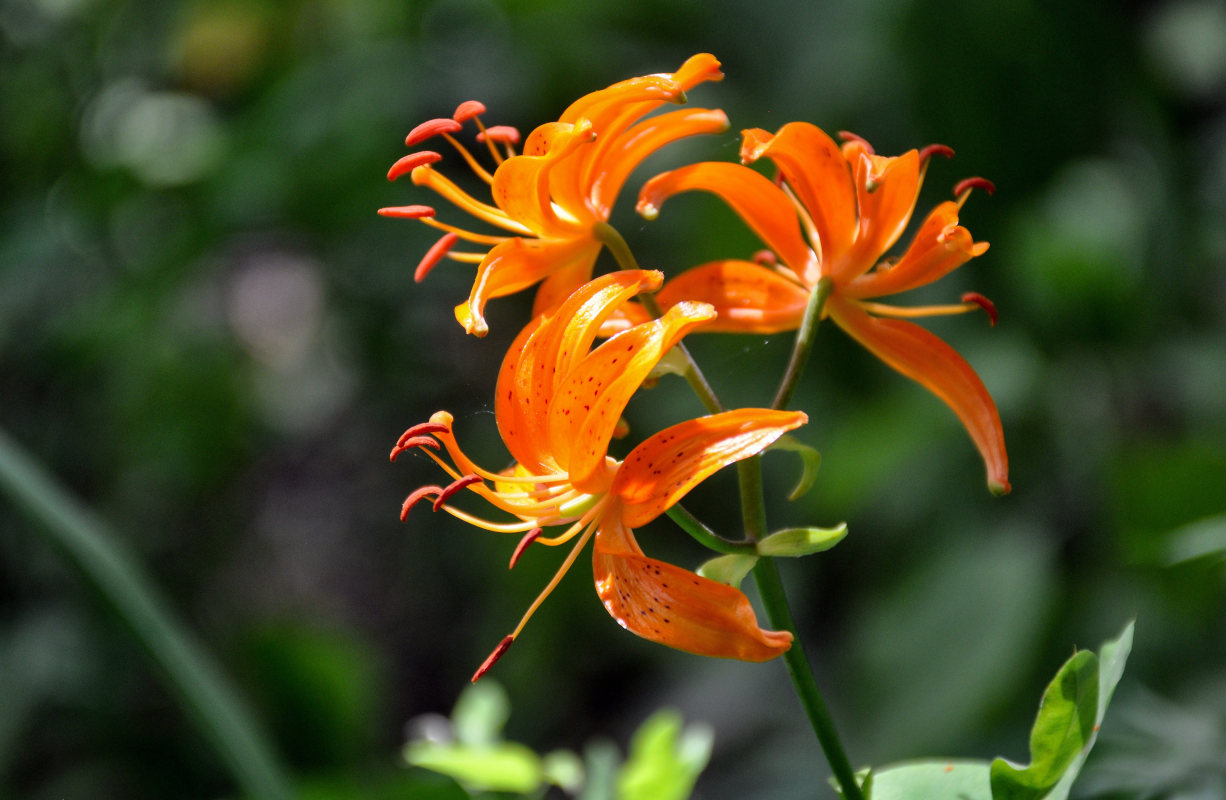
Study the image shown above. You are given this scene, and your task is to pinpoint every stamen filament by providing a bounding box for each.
[857,299,985,319]
[418,217,509,246]
[440,132,495,184]
[509,519,599,639]
[412,167,534,235]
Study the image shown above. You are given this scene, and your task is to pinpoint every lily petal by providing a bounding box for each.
[593,513,792,661]
[827,295,1010,494]
[842,149,922,281]
[550,301,716,492]
[456,236,602,336]
[491,121,596,234]
[638,162,816,277]
[614,408,808,528]
[586,107,729,217]
[740,122,858,266]
[656,259,810,334]
[844,201,989,300]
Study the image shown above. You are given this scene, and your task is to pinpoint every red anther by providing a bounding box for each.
[476,125,521,145]
[433,474,483,511]
[387,151,443,181]
[377,205,437,219]
[961,292,998,326]
[752,249,778,266]
[509,528,544,569]
[838,130,875,154]
[471,635,514,682]
[919,143,955,162]
[389,436,440,462]
[405,118,463,146]
[401,486,443,521]
[954,177,996,197]
[395,422,451,449]
[415,232,460,283]
[452,100,487,122]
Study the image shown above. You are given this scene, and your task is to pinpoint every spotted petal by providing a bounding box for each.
[614,408,808,528]
[549,301,716,492]
[593,514,792,661]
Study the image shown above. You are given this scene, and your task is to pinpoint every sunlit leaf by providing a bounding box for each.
[452,680,510,747]
[991,621,1134,800]
[853,760,991,800]
[616,710,712,800]
[405,741,542,794]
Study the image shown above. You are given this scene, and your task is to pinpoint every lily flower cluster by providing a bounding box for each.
[383,54,1010,680]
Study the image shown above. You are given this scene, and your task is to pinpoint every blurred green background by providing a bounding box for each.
[3,0,1225,797]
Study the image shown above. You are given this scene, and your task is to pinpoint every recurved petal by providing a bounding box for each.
[584,107,730,218]
[638,162,816,279]
[841,149,922,282]
[492,121,597,233]
[844,201,989,300]
[456,236,601,336]
[827,295,1010,494]
[740,122,858,267]
[656,259,810,334]
[495,317,548,470]
[593,514,792,661]
[550,302,716,493]
[614,408,808,528]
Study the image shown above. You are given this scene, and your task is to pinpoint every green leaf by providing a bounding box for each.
[543,748,585,792]
[769,434,821,500]
[864,760,992,800]
[616,710,713,800]
[696,554,758,586]
[452,680,510,747]
[405,740,543,794]
[757,523,848,557]
[991,621,1135,800]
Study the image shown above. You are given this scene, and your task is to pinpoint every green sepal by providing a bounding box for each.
[769,434,821,500]
[696,553,758,586]
[757,523,848,557]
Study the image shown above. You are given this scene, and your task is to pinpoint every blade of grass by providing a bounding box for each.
[0,428,293,800]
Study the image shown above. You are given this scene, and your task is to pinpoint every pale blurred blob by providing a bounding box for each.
[81,80,225,186]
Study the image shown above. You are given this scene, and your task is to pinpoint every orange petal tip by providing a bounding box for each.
[471,635,514,682]
[838,130,875,154]
[989,478,1012,496]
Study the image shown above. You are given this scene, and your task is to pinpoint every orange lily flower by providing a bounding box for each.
[379,54,727,337]
[391,270,801,679]
[637,123,1010,494]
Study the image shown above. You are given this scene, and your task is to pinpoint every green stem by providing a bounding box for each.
[665,504,757,555]
[0,429,294,800]
[772,276,834,411]
[741,449,862,799]
[753,557,863,800]
[596,221,859,798]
